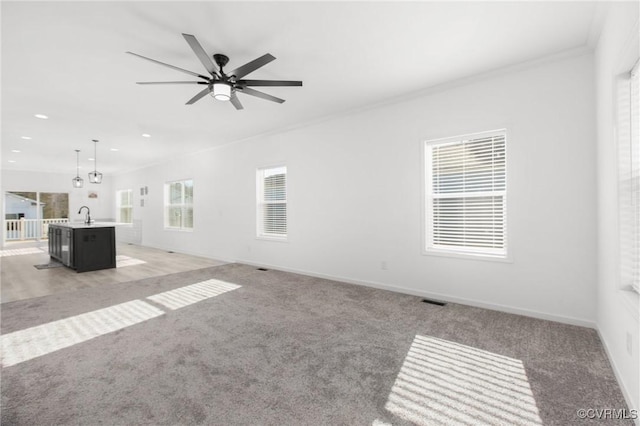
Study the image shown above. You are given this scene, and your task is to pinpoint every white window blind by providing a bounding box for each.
[633,61,640,293]
[257,166,287,239]
[619,60,640,293]
[164,179,193,230]
[425,130,507,258]
[116,189,133,224]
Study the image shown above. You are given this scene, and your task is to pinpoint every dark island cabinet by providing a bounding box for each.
[48,224,116,272]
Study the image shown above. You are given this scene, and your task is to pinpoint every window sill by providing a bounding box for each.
[423,248,512,263]
[256,235,288,243]
[164,227,193,233]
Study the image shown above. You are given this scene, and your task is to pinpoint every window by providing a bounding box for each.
[257,165,287,239]
[164,179,193,230]
[424,130,507,259]
[4,191,69,241]
[619,60,640,293]
[116,189,133,224]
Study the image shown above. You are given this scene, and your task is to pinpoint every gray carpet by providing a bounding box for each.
[0,264,632,425]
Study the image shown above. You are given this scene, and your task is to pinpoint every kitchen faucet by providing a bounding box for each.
[78,206,92,225]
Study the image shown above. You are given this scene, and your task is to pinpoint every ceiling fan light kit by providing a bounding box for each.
[127,33,302,110]
[212,82,231,101]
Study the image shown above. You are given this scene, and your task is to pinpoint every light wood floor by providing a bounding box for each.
[1,242,227,304]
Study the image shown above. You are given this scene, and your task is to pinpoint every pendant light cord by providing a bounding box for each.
[92,139,98,173]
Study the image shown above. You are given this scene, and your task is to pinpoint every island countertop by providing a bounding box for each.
[49,222,117,229]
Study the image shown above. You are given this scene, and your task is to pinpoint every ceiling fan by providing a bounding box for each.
[126,33,302,110]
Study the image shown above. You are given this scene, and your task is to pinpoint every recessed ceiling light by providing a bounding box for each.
[8,160,16,163]
[142,133,151,138]
[88,158,95,161]
[34,114,48,119]
[110,148,119,152]
[21,136,32,140]
[11,150,21,153]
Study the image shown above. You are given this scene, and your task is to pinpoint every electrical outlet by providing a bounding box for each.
[381,261,388,270]
[626,332,633,356]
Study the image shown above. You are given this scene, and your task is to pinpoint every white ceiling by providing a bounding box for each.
[2,1,601,176]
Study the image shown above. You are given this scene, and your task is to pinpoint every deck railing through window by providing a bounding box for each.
[4,218,70,241]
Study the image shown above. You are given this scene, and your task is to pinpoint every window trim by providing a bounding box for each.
[422,129,510,262]
[630,59,639,294]
[617,59,640,294]
[256,164,288,241]
[164,178,194,231]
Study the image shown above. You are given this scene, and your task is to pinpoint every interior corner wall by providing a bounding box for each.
[594,1,640,413]
[114,51,597,327]
[1,170,115,225]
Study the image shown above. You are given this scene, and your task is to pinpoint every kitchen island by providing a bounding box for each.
[48,223,116,272]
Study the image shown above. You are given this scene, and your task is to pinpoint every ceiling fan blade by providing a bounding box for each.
[230,93,244,110]
[238,79,302,87]
[228,54,276,79]
[182,33,219,76]
[136,81,208,85]
[126,51,210,80]
[185,87,211,105]
[238,87,285,104]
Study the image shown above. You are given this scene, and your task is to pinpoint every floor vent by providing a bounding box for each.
[422,298,447,307]
[167,251,174,254]
[257,268,269,271]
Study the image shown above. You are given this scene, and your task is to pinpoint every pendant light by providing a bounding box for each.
[72,149,84,188]
[88,139,103,184]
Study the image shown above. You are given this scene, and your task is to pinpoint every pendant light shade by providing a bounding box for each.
[88,171,103,184]
[72,149,84,188]
[88,139,103,184]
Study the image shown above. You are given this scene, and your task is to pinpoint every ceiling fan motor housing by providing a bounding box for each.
[213,54,229,70]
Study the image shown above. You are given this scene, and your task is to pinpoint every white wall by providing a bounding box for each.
[594,1,640,413]
[1,170,114,224]
[113,51,598,327]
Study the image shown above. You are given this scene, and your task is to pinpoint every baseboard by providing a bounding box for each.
[127,245,596,327]
[597,328,640,425]
[132,242,236,265]
[235,258,597,329]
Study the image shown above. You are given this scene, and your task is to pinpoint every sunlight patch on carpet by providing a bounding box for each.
[1,300,164,367]
[147,279,240,310]
[384,335,542,426]
[1,279,241,368]
[116,255,146,268]
[0,247,47,257]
